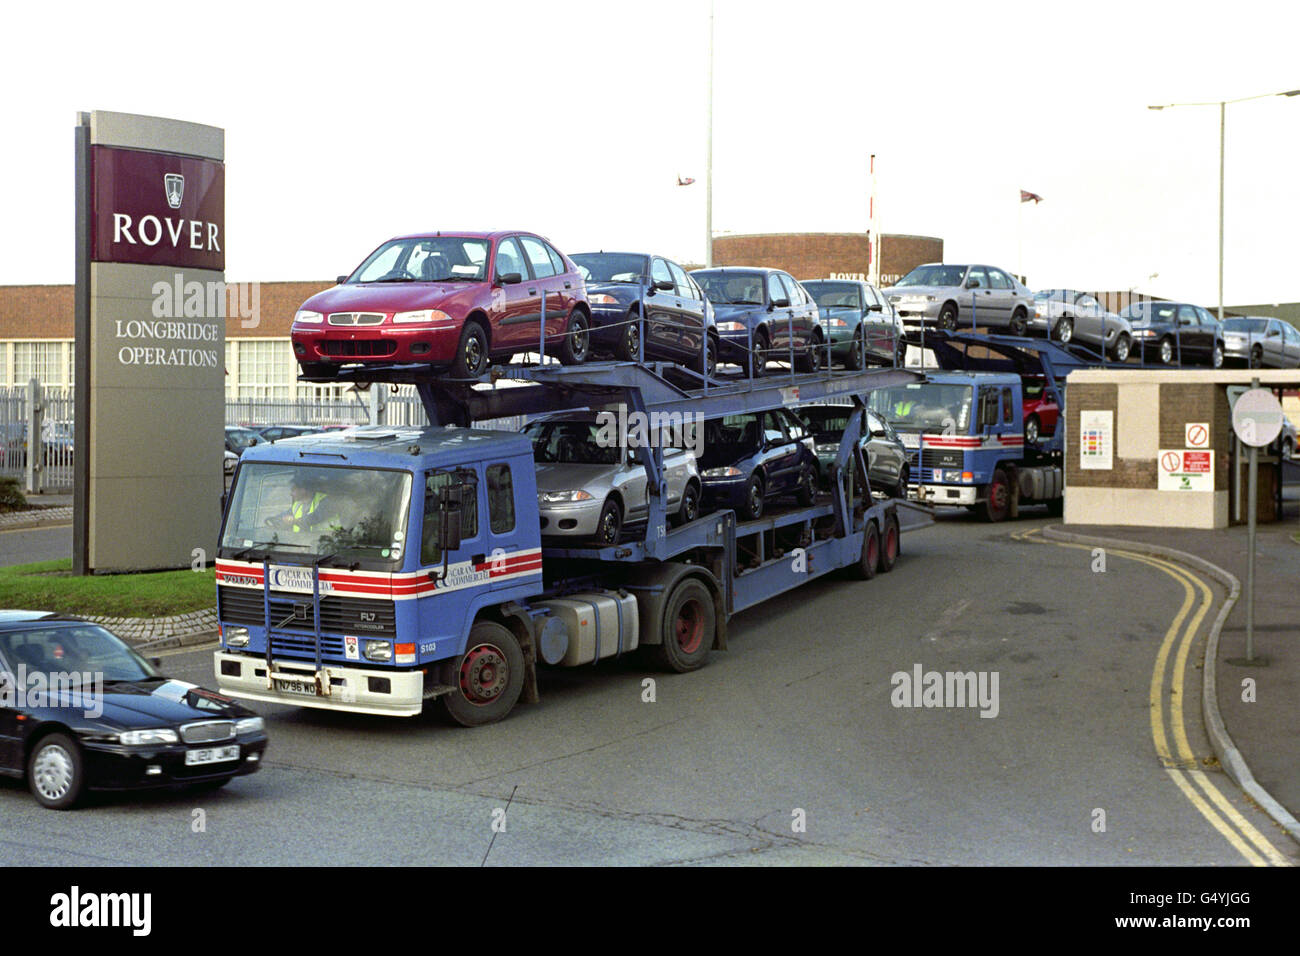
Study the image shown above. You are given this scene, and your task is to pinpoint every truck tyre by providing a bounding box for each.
[851,520,879,580]
[28,733,86,810]
[938,303,958,332]
[653,578,716,672]
[451,322,489,378]
[879,511,900,572]
[440,621,525,727]
[556,310,590,365]
[979,468,1011,522]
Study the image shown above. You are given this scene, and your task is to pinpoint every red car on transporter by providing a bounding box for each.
[291,231,592,378]
[1021,375,1060,445]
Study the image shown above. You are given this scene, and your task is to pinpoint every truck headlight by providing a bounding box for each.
[393,309,454,324]
[364,640,392,662]
[224,626,250,648]
[293,310,323,324]
[236,717,264,734]
[943,470,964,482]
[119,729,180,746]
[538,490,594,503]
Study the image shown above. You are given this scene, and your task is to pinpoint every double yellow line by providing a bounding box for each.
[1016,527,1290,866]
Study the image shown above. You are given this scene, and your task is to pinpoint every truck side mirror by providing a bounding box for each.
[439,485,464,553]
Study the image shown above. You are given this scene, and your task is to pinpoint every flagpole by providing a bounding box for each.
[705,0,714,268]
[1017,195,1023,279]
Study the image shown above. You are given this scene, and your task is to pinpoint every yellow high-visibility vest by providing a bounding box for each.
[291,492,329,533]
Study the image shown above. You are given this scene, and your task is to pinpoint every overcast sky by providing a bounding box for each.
[3,0,1299,306]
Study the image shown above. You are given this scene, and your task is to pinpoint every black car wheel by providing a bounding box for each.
[1160,337,1177,366]
[1055,317,1074,344]
[451,322,489,378]
[439,621,525,727]
[938,303,958,332]
[691,334,718,378]
[795,463,817,505]
[846,327,866,370]
[1009,308,1029,336]
[795,335,823,373]
[1249,345,1263,369]
[742,473,765,520]
[1112,334,1132,363]
[615,314,642,362]
[893,464,910,499]
[675,481,701,526]
[557,310,590,365]
[748,330,769,378]
[595,497,622,545]
[28,733,85,810]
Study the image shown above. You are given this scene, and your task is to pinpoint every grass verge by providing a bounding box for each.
[0,559,216,618]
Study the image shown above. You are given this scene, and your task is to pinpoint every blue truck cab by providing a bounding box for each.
[214,425,544,720]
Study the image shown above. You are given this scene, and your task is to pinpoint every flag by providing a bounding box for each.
[677,175,696,186]
[1020,189,1043,204]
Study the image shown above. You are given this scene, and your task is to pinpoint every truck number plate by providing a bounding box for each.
[275,677,318,697]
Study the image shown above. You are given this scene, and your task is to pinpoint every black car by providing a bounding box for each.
[697,409,819,520]
[256,425,322,443]
[691,267,825,376]
[0,612,267,809]
[570,251,718,374]
[1119,300,1225,367]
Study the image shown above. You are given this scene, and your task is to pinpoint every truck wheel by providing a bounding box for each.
[440,621,525,727]
[979,469,1011,522]
[879,511,900,572]
[615,314,642,362]
[938,304,958,332]
[742,474,765,520]
[851,520,879,580]
[556,310,590,365]
[451,322,489,378]
[653,578,716,672]
[595,498,622,545]
[28,733,85,810]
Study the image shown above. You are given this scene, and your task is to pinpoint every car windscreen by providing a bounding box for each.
[0,624,158,682]
[804,283,863,311]
[693,272,764,306]
[894,265,967,288]
[571,253,648,283]
[699,416,761,467]
[1222,318,1269,334]
[797,406,854,438]
[1119,301,1177,326]
[348,236,490,283]
[219,463,413,564]
[525,422,621,465]
[869,384,973,432]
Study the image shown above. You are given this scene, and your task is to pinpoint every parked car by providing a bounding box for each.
[1022,375,1060,445]
[523,414,701,545]
[794,404,909,498]
[800,279,906,369]
[224,426,260,474]
[1030,289,1133,360]
[690,268,825,376]
[1118,301,1225,367]
[1279,415,1296,459]
[1221,316,1300,369]
[291,231,592,378]
[0,611,268,809]
[884,263,1036,335]
[255,425,321,443]
[570,252,717,374]
[697,409,819,520]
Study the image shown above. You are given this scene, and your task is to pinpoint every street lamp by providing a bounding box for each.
[1147,89,1300,323]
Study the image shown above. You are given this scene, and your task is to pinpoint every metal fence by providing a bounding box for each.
[0,383,75,492]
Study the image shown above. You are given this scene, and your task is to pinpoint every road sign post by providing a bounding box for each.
[1230,381,1284,664]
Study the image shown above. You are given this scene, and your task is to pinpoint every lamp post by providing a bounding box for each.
[1148,89,1300,323]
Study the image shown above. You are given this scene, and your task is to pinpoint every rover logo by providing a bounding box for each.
[164,173,185,209]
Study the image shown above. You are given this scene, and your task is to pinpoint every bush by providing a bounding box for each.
[0,476,26,513]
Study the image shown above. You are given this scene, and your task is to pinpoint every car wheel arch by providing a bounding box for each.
[464,310,492,349]
[23,721,77,767]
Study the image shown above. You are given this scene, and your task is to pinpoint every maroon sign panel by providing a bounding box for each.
[91,145,225,270]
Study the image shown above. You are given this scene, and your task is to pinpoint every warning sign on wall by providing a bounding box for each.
[1158,449,1213,491]
[1185,423,1209,448]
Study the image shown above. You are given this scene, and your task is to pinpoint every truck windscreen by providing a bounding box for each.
[220,463,413,564]
[869,384,973,432]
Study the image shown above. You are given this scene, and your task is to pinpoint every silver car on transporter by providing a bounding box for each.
[1030,289,1134,360]
[523,414,702,545]
[884,263,1036,335]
